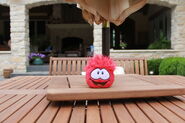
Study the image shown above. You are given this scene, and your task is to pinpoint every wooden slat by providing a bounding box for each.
[99,101,118,123]
[0,77,31,89]
[0,95,35,122]
[86,101,101,123]
[0,77,24,88]
[167,96,185,110]
[81,60,86,72]
[69,101,86,123]
[76,60,81,75]
[68,76,87,88]
[0,95,25,112]
[134,60,139,74]
[20,97,50,123]
[62,60,67,75]
[136,99,168,123]
[0,95,16,104]
[67,60,72,75]
[157,98,185,121]
[36,102,60,123]
[53,60,57,75]
[139,60,144,75]
[53,102,73,123]
[112,101,135,123]
[11,77,43,89]
[72,60,76,75]
[0,94,6,99]
[4,95,45,123]
[57,60,62,75]
[49,57,53,75]
[124,100,152,123]
[146,98,185,122]
[0,90,46,95]
[129,60,134,74]
[144,59,148,75]
[47,76,70,100]
[124,60,129,74]
[28,77,50,89]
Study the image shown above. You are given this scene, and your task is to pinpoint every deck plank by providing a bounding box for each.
[28,77,50,89]
[0,95,25,112]
[157,98,185,121]
[3,95,45,123]
[124,100,152,123]
[36,102,60,123]
[136,99,168,123]
[86,101,101,123]
[168,96,185,110]
[0,77,29,89]
[112,100,135,123]
[99,101,118,123]
[53,102,73,123]
[20,97,50,123]
[0,95,35,122]
[0,94,16,104]
[11,77,43,89]
[19,77,48,89]
[69,101,86,123]
[146,98,185,123]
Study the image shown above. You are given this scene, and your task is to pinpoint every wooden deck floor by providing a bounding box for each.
[0,76,185,123]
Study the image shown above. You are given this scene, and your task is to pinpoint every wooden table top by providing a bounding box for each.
[1,75,185,123]
[47,75,185,101]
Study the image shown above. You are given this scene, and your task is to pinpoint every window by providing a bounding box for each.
[0,6,10,51]
[110,4,171,50]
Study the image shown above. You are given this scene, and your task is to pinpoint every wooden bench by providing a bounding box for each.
[49,57,148,75]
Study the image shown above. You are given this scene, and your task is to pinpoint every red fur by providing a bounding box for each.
[85,55,115,71]
[85,55,116,88]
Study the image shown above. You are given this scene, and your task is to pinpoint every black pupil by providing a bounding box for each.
[97,71,99,74]
[102,71,104,74]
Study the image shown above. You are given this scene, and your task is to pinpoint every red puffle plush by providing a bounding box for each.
[85,55,116,88]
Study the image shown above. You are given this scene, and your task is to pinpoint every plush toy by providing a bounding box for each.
[85,55,116,88]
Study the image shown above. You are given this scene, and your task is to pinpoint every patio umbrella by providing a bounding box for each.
[66,0,147,25]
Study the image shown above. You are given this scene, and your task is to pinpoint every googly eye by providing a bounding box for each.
[91,68,101,79]
[100,69,110,80]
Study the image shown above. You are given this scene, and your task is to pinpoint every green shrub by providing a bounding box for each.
[159,57,185,76]
[148,32,171,49]
[148,58,163,75]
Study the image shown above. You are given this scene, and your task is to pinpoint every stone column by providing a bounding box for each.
[10,5,29,73]
[93,23,102,55]
[171,3,185,50]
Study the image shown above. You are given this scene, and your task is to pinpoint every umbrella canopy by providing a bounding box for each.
[66,0,147,25]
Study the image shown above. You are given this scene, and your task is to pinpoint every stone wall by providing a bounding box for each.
[110,50,185,59]
[0,0,185,75]
[0,52,12,76]
[10,4,30,73]
[93,24,102,55]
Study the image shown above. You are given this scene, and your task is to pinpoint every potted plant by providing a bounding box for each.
[28,53,46,65]
[120,41,127,49]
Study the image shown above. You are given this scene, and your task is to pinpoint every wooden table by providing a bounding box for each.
[1,75,185,123]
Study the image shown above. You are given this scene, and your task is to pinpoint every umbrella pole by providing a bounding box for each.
[102,21,110,56]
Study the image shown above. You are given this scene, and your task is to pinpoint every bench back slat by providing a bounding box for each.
[134,60,139,74]
[49,57,148,75]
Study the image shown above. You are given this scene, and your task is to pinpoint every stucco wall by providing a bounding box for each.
[0,0,185,75]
